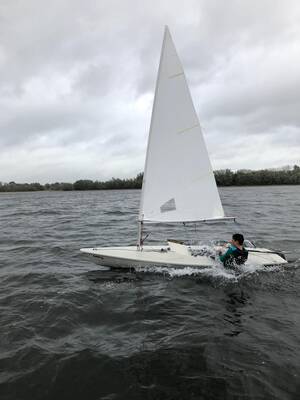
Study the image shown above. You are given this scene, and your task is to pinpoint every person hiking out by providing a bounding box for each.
[219,233,248,268]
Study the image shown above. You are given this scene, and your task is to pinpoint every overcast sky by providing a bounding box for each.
[0,0,299,183]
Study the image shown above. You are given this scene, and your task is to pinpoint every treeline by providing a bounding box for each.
[0,167,299,192]
[214,165,300,186]
[0,173,143,192]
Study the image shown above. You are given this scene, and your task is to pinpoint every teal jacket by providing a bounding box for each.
[219,244,248,267]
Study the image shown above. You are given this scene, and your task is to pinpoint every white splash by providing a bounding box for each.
[134,260,285,282]
[135,263,238,281]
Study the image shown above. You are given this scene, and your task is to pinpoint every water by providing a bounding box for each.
[0,186,299,400]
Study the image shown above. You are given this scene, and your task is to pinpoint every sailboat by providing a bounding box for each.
[80,27,287,269]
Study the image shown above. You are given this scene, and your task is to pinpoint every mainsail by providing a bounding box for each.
[139,26,225,223]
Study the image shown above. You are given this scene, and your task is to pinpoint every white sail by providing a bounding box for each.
[139,26,225,223]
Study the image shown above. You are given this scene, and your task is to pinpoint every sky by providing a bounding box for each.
[0,0,300,183]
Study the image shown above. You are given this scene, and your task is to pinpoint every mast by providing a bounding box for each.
[137,220,143,249]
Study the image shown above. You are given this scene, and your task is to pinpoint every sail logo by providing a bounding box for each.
[160,198,176,213]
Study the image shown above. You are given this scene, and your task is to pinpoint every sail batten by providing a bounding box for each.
[168,72,184,79]
[177,124,199,134]
[139,26,225,223]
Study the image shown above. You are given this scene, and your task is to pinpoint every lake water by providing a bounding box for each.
[0,186,299,399]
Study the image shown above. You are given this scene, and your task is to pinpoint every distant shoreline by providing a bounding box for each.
[1,167,299,192]
[0,185,300,195]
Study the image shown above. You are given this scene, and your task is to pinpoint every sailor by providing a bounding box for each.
[219,233,248,268]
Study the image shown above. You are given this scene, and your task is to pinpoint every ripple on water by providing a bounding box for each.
[0,187,299,400]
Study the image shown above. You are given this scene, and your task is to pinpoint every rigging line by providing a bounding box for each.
[141,232,151,245]
[236,222,256,248]
[234,218,244,232]
[233,219,253,243]
[195,222,202,246]
[141,221,151,246]
[183,222,190,246]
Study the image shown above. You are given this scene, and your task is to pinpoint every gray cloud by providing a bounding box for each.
[0,0,299,182]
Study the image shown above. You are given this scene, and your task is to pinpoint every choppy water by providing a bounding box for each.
[0,186,299,400]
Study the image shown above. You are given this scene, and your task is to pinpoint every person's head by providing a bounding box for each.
[232,233,244,246]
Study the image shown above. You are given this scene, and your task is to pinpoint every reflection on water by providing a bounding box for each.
[223,289,250,337]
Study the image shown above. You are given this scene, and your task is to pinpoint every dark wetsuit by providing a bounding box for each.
[219,245,248,268]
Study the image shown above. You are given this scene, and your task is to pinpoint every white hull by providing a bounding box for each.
[80,244,287,269]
